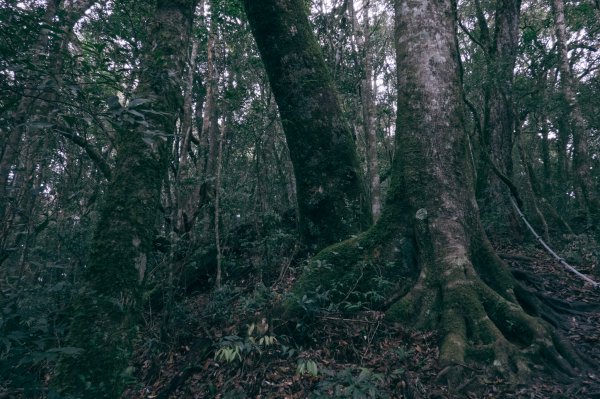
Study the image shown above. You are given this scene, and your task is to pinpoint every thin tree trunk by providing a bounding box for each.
[201,27,220,237]
[214,113,226,288]
[474,0,522,230]
[515,123,550,241]
[539,117,551,193]
[552,0,598,224]
[350,0,382,221]
[176,37,200,234]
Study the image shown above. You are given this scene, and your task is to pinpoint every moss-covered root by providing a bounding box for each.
[284,216,415,316]
[386,248,584,380]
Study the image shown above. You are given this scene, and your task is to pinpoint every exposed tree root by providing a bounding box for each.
[513,272,600,329]
[288,211,417,311]
[286,210,591,382]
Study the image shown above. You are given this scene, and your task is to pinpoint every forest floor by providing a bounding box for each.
[130,240,600,399]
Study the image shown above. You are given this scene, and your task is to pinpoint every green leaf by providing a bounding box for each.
[46,347,83,356]
[128,98,151,108]
[29,122,54,130]
[127,109,145,118]
[307,360,318,376]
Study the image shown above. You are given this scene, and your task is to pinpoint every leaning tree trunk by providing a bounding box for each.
[287,0,584,380]
[55,1,197,397]
[244,0,371,251]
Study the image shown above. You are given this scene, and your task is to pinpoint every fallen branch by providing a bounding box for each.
[316,315,380,324]
[510,197,599,289]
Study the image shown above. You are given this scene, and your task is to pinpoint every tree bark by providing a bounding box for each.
[349,0,382,222]
[474,0,522,231]
[244,0,371,251]
[175,37,200,234]
[200,27,221,237]
[172,0,208,237]
[287,0,584,379]
[56,1,197,397]
[552,0,598,225]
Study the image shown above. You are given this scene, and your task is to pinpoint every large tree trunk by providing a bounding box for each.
[244,0,370,251]
[55,1,197,397]
[287,0,583,379]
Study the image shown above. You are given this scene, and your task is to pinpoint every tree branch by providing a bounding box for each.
[59,131,112,180]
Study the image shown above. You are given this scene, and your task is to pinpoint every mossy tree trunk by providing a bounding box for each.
[56,1,197,397]
[289,0,584,379]
[244,0,371,251]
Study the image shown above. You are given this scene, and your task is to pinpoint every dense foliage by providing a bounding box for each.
[0,0,598,397]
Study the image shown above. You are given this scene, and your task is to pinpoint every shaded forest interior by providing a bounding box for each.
[1,0,600,397]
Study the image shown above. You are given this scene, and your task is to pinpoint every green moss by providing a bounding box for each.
[56,1,195,396]
[477,285,536,345]
[284,209,416,317]
[386,294,417,322]
[465,345,496,362]
[471,235,516,299]
[244,0,370,250]
[440,312,467,364]
[56,129,160,398]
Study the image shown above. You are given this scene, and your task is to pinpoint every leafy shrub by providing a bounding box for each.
[313,367,386,398]
[1,282,76,396]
